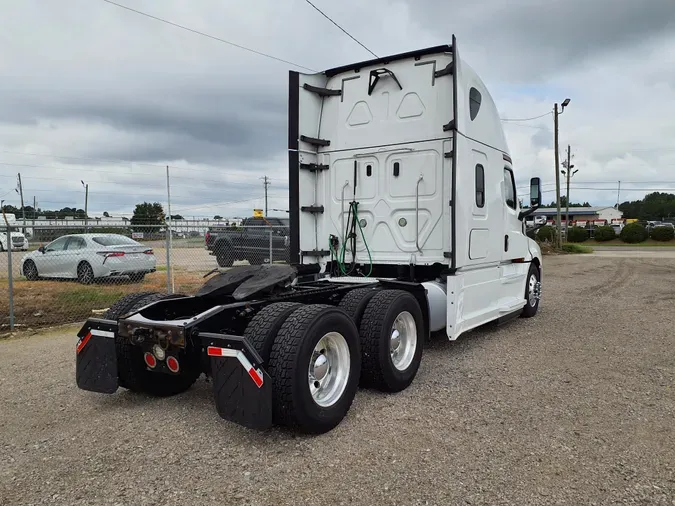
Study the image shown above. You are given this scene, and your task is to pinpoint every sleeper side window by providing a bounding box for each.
[503,168,516,210]
[469,87,482,121]
[475,164,485,208]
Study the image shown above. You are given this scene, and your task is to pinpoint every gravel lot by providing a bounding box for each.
[1,255,674,505]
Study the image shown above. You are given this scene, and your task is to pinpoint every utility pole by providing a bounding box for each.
[553,98,571,247]
[33,196,36,230]
[17,173,26,233]
[561,145,577,238]
[260,176,270,216]
[616,181,621,208]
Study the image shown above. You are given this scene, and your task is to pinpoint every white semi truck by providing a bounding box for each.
[75,38,543,434]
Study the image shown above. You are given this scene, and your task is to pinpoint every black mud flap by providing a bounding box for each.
[75,318,119,394]
[201,333,273,430]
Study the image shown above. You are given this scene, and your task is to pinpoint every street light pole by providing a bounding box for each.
[553,98,571,248]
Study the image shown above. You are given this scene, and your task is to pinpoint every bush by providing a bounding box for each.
[619,223,648,243]
[566,226,588,243]
[593,225,616,242]
[650,226,675,242]
[536,225,555,242]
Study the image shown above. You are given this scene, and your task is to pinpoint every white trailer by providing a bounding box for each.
[75,38,543,434]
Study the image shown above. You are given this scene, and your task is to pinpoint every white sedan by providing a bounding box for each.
[21,234,157,284]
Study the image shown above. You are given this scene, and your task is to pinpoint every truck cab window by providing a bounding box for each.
[469,87,482,121]
[475,164,485,208]
[503,168,516,209]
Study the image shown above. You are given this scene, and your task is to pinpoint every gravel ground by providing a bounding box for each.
[1,255,674,506]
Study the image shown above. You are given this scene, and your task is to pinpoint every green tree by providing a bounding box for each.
[103,211,110,217]
[619,192,675,221]
[131,202,165,232]
[214,215,223,220]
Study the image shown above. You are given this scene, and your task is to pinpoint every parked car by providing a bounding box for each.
[21,234,156,284]
[0,231,29,252]
[205,217,290,267]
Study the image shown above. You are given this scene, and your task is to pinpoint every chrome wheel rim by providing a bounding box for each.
[528,274,537,306]
[390,311,417,371]
[308,332,350,408]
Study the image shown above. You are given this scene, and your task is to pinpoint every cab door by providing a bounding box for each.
[501,166,530,262]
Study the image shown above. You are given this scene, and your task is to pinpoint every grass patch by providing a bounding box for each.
[55,287,126,308]
[1,270,208,330]
[561,243,594,254]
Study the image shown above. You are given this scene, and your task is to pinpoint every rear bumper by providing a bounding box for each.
[75,319,272,430]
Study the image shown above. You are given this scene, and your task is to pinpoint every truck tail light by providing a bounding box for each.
[143,249,153,255]
[144,352,157,369]
[166,356,180,373]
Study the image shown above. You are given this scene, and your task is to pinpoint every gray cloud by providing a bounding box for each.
[0,0,673,215]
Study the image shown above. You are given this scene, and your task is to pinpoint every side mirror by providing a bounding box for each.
[530,177,542,207]
[38,246,45,254]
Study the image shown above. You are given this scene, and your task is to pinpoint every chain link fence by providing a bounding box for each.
[0,220,290,332]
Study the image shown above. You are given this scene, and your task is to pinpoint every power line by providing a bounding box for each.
[303,0,378,58]
[100,0,316,72]
[501,111,553,122]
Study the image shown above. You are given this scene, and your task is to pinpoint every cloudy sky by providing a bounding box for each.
[1,0,674,219]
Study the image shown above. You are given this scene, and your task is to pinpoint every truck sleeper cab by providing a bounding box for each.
[75,37,543,435]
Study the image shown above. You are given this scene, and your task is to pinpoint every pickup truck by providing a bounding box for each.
[205,217,290,267]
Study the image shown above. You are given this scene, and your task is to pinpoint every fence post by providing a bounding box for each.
[2,212,15,331]
[165,224,172,294]
[165,166,173,294]
[269,228,273,264]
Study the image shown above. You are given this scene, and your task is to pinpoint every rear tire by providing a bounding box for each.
[216,249,234,267]
[359,290,424,392]
[268,304,361,434]
[109,292,201,396]
[23,260,39,281]
[243,302,302,363]
[338,287,379,329]
[77,261,95,285]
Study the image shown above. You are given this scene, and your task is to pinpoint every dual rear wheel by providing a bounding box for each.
[245,289,424,433]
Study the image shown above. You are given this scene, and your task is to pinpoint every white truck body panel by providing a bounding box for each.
[288,38,542,341]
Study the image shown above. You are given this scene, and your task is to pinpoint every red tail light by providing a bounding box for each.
[144,249,153,255]
[97,251,125,257]
[144,352,157,369]
[166,356,180,373]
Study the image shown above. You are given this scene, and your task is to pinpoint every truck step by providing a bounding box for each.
[300,163,329,172]
[300,135,330,147]
[303,83,342,97]
[301,250,330,257]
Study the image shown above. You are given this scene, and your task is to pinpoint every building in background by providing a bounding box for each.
[530,206,623,224]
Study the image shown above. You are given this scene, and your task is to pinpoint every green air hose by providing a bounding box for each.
[331,202,373,277]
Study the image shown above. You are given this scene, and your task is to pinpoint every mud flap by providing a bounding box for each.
[201,333,273,430]
[75,318,119,394]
